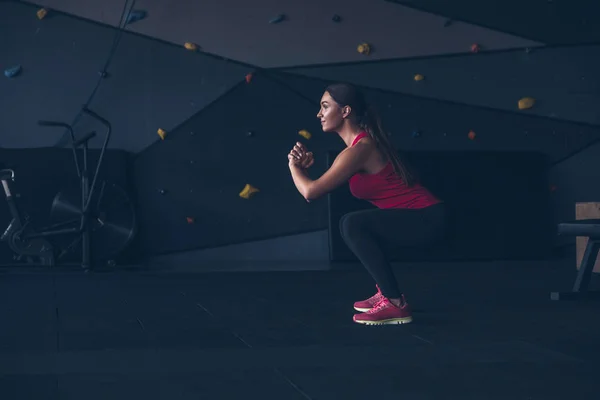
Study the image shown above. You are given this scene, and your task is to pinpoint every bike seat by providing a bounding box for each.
[0,169,15,181]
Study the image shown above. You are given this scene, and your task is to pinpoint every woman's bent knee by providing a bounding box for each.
[339,211,367,240]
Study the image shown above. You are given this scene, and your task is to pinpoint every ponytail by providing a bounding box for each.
[359,105,417,187]
[324,82,417,186]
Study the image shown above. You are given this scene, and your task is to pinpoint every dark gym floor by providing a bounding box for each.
[1,257,599,399]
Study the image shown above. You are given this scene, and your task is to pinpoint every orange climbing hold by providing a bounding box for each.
[518,97,535,110]
[157,128,167,140]
[239,184,259,199]
[468,130,476,140]
[245,73,253,83]
[414,74,425,81]
[37,8,48,19]
[298,129,312,140]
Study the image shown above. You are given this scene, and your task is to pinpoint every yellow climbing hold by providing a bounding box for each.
[414,74,425,81]
[239,184,259,199]
[184,42,198,51]
[357,43,371,55]
[518,97,535,110]
[298,129,312,140]
[37,8,48,19]
[157,128,167,140]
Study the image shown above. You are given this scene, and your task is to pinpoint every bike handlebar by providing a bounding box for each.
[37,106,111,146]
[38,120,70,128]
[36,107,112,192]
[37,120,76,143]
[81,107,111,133]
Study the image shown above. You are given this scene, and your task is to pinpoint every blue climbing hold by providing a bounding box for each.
[411,130,421,138]
[269,14,286,24]
[4,65,22,78]
[126,10,147,25]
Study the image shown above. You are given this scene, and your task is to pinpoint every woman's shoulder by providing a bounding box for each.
[353,134,376,147]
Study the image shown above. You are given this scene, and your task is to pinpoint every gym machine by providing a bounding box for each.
[0,107,137,270]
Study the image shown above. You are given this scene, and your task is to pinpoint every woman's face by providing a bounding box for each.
[317,91,347,132]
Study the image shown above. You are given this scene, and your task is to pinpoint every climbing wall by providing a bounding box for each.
[34,0,540,68]
[276,72,600,160]
[131,72,332,256]
[3,0,598,263]
[131,69,598,258]
[277,71,600,251]
[0,1,250,151]
[285,45,600,126]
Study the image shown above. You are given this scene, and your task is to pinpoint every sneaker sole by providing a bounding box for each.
[353,306,372,312]
[353,316,413,325]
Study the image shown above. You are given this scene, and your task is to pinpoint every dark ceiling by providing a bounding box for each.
[387,0,600,45]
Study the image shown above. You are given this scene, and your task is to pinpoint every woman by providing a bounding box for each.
[288,83,446,325]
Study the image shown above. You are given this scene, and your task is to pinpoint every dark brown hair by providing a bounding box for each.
[325,82,417,186]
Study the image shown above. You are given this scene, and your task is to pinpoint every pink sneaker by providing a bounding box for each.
[353,285,384,312]
[353,296,413,325]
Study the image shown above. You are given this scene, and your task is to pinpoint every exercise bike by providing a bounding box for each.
[0,107,137,270]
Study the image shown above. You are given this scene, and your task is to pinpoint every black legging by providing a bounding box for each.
[339,203,446,299]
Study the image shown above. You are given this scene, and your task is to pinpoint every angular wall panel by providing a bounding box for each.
[1,2,115,148]
[35,0,541,68]
[388,0,600,44]
[74,33,252,152]
[284,45,600,126]
[131,73,332,256]
[147,231,331,270]
[273,72,600,161]
[1,2,250,152]
[129,71,599,255]
[277,72,600,251]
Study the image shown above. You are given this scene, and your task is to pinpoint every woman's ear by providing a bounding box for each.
[342,105,351,119]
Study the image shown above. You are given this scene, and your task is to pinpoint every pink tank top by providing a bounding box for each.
[348,132,441,209]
